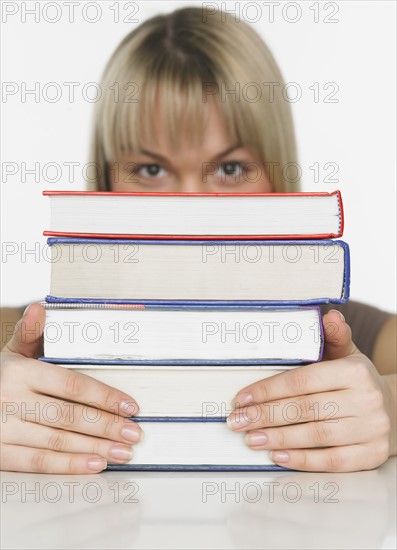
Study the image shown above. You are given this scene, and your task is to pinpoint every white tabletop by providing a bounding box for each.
[1,458,396,550]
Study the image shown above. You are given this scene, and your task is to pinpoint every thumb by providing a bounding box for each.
[322,309,359,361]
[3,303,46,359]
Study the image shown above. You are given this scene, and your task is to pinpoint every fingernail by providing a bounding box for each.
[232,392,253,408]
[121,422,142,443]
[331,309,345,322]
[120,400,139,415]
[23,304,32,317]
[87,457,107,471]
[271,451,289,463]
[109,445,133,461]
[246,432,268,446]
[227,410,250,430]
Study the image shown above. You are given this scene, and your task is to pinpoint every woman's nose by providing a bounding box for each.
[176,176,207,193]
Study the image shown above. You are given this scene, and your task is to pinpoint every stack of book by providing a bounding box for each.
[41,190,350,470]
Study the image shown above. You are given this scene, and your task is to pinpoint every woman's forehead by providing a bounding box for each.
[136,97,232,153]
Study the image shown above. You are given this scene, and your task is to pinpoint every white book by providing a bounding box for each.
[42,304,323,363]
[48,364,293,417]
[43,191,343,238]
[108,419,277,469]
[46,240,349,303]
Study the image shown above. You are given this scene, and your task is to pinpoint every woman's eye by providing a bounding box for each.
[218,162,245,179]
[136,164,167,178]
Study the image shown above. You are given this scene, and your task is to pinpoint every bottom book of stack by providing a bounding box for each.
[107,417,284,471]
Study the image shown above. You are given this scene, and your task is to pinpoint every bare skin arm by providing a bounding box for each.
[372,315,397,376]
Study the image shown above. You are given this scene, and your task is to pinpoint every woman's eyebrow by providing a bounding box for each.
[139,144,243,163]
[139,149,168,162]
[211,144,242,160]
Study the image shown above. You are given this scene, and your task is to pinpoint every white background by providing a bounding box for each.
[1,0,396,312]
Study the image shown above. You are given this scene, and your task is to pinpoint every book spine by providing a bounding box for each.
[43,190,341,197]
[105,464,289,471]
[42,301,320,312]
[46,238,346,246]
[45,296,349,306]
[44,232,343,240]
[40,358,322,367]
[336,190,344,236]
[40,357,318,366]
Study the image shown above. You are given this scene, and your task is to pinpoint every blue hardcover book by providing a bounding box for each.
[106,417,290,472]
[45,238,350,305]
[41,303,324,364]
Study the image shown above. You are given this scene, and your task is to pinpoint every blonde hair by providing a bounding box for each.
[89,6,299,192]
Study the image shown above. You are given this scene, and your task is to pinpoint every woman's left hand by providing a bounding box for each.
[227,310,395,472]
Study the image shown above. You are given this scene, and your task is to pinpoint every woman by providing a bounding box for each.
[1,7,396,474]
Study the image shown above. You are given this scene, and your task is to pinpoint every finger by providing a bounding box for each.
[228,390,349,431]
[0,443,107,474]
[245,417,373,450]
[2,415,134,464]
[322,310,359,361]
[3,303,45,358]
[270,442,389,472]
[15,393,143,445]
[232,360,354,408]
[25,360,139,417]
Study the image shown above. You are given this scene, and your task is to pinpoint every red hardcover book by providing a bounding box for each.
[43,190,344,240]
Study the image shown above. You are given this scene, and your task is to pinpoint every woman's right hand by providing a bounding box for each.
[0,303,143,474]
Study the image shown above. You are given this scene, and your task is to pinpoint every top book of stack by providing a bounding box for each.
[43,190,344,240]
